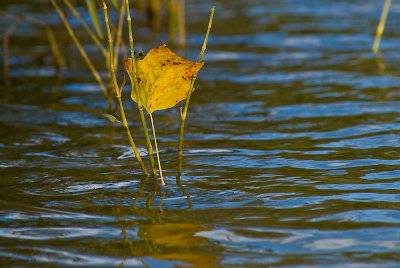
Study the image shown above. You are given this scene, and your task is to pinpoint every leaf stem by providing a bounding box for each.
[149,113,165,186]
[373,0,391,53]
[103,1,148,176]
[125,0,157,177]
[177,7,214,175]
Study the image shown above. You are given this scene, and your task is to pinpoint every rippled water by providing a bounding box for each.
[1,0,400,267]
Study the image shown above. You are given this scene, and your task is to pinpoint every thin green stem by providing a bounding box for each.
[51,0,112,109]
[125,0,157,177]
[103,1,148,176]
[62,0,107,57]
[373,0,391,53]
[177,7,214,174]
[113,0,126,69]
[149,113,165,186]
[86,0,104,39]
[119,99,149,175]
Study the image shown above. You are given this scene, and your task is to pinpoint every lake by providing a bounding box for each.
[1,0,399,267]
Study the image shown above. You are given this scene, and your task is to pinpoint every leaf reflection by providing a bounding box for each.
[120,223,215,267]
[123,176,212,266]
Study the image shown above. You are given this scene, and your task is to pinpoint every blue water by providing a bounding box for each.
[0,0,399,266]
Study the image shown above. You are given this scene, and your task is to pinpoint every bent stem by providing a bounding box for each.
[62,0,107,57]
[373,0,391,53]
[149,113,165,186]
[103,1,148,175]
[125,0,157,177]
[0,12,64,82]
[177,7,214,175]
[51,0,113,110]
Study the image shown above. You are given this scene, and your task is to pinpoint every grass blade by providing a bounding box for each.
[177,7,214,175]
[85,0,104,39]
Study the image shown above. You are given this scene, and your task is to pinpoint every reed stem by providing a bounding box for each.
[167,0,177,44]
[45,27,65,71]
[86,0,104,39]
[373,0,391,53]
[62,0,107,57]
[148,0,161,30]
[149,113,165,186]
[0,12,64,81]
[1,19,20,86]
[103,1,148,176]
[113,0,126,69]
[51,0,113,109]
[125,0,157,177]
[177,7,214,175]
[177,0,186,47]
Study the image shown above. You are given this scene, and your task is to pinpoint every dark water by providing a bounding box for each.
[1,0,400,267]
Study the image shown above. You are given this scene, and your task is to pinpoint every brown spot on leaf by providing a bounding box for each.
[172,62,182,65]
[137,77,141,83]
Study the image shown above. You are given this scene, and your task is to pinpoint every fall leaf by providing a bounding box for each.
[125,44,204,114]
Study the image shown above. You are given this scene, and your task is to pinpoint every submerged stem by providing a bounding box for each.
[149,113,165,186]
[113,0,126,69]
[177,7,214,174]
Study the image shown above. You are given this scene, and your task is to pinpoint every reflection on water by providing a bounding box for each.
[1,0,400,266]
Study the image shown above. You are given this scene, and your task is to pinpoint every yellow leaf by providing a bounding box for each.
[125,44,204,113]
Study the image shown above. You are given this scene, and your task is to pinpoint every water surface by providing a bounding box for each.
[1,0,400,267]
